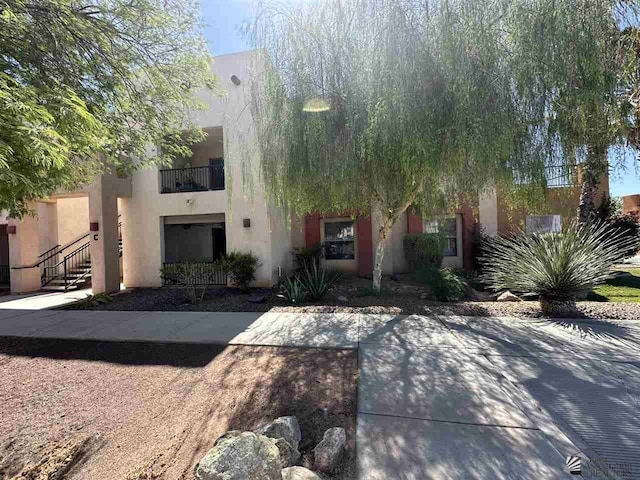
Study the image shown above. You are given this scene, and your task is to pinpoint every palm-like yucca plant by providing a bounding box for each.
[298,262,342,301]
[481,221,639,315]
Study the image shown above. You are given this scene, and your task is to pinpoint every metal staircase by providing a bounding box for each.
[38,220,122,292]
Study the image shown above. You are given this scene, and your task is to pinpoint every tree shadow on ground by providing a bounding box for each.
[0,336,226,368]
[439,316,640,479]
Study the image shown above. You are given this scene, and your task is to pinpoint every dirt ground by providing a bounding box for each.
[0,338,357,480]
[71,276,640,321]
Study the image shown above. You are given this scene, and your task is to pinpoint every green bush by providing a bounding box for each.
[414,265,467,301]
[403,233,446,271]
[279,276,307,303]
[298,262,342,300]
[214,251,260,291]
[596,195,640,259]
[480,221,637,309]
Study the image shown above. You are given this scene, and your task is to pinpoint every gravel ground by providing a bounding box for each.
[71,276,640,321]
[274,300,640,321]
[0,338,357,480]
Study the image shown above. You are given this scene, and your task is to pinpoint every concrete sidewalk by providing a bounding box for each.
[2,310,639,478]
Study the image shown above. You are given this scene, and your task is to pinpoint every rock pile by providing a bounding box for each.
[194,416,346,479]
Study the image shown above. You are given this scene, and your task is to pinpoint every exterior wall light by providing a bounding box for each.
[7,225,16,234]
[230,75,241,86]
[243,218,251,228]
[303,97,330,112]
[90,222,100,232]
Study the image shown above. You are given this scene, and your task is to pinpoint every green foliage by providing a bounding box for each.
[403,233,445,272]
[481,222,638,302]
[0,0,217,217]
[214,252,260,291]
[67,293,112,309]
[248,0,626,291]
[297,262,342,300]
[292,244,322,270]
[595,195,640,259]
[414,266,467,301]
[278,276,307,304]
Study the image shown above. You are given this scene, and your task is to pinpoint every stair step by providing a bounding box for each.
[41,285,79,292]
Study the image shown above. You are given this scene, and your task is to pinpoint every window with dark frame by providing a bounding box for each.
[323,221,355,260]
[425,217,457,257]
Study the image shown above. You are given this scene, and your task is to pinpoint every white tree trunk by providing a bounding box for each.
[372,221,392,292]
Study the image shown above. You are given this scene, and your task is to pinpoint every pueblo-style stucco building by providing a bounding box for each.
[0,50,609,294]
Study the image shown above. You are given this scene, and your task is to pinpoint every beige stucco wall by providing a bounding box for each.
[122,51,291,288]
[37,202,58,254]
[478,189,498,236]
[56,197,89,247]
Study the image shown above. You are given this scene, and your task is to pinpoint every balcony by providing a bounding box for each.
[160,163,224,194]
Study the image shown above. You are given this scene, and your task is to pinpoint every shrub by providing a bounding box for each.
[414,265,467,301]
[297,262,342,300]
[214,251,260,291]
[159,261,212,304]
[596,195,640,259]
[278,276,307,303]
[67,293,112,309]
[604,214,640,259]
[403,233,446,271]
[292,243,322,270]
[480,221,637,312]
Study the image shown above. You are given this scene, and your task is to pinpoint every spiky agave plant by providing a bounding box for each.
[481,221,639,315]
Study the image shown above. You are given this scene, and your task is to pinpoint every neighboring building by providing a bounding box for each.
[623,194,640,218]
[3,51,611,294]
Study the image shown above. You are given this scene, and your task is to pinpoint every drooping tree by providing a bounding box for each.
[0,0,217,217]
[248,0,626,291]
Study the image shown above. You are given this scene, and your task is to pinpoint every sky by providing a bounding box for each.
[201,0,640,198]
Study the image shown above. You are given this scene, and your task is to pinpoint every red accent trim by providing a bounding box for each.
[304,213,321,247]
[406,213,423,234]
[356,216,373,277]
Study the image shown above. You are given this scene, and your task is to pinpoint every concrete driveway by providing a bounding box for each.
[1,309,639,479]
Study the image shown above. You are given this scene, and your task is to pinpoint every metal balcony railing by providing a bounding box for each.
[514,164,576,188]
[161,262,227,286]
[160,164,225,194]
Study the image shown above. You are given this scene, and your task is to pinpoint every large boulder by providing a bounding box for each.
[262,416,302,451]
[496,290,522,302]
[194,431,281,480]
[313,427,346,473]
[273,437,301,468]
[282,466,323,480]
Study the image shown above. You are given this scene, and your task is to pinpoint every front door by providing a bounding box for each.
[212,225,226,261]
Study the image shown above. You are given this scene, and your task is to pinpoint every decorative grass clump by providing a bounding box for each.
[481,221,639,314]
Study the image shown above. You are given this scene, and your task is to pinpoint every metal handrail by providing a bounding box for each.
[14,232,90,270]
